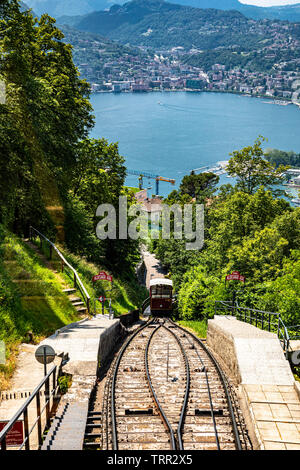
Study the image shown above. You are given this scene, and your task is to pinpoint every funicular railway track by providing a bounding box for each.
[84,319,251,451]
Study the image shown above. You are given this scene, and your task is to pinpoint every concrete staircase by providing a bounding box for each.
[23,240,88,318]
[41,402,89,450]
[62,288,87,316]
[41,376,95,450]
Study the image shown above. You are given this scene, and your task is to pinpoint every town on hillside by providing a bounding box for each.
[75,42,300,104]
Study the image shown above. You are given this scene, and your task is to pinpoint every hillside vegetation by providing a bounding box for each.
[60,24,151,73]
[1,1,299,387]
[58,0,300,51]
[151,138,300,328]
[0,225,147,389]
[36,237,148,316]
[0,226,81,388]
[0,1,147,388]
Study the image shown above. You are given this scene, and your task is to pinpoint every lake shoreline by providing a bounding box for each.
[91,88,299,109]
[90,91,300,197]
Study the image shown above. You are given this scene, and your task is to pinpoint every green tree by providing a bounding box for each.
[70,138,126,211]
[264,148,300,168]
[225,227,289,284]
[154,237,202,289]
[227,137,288,195]
[202,188,290,273]
[164,190,193,206]
[256,252,300,326]
[271,209,300,254]
[180,171,219,202]
[0,1,94,234]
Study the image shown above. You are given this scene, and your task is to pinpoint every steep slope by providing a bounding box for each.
[0,227,82,388]
[23,0,121,16]
[173,0,244,9]
[0,225,147,389]
[179,1,300,22]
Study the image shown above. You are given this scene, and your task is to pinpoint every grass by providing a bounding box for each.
[32,236,148,317]
[125,186,141,194]
[0,225,148,389]
[177,320,208,339]
[55,248,148,317]
[0,227,82,390]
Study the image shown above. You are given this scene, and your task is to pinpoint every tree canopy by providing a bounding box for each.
[226,137,288,195]
[0,1,138,269]
[264,148,300,169]
[180,172,219,202]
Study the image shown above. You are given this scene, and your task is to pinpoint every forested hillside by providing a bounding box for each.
[58,0,300,53]
[0,0,148,386]
[1,1,300,383]
[60,25,151,74]
[0,1,140,267]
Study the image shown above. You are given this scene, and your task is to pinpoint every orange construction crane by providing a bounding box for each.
[127,170,175,195]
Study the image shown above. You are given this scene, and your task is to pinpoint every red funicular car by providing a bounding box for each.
[150,278,173,317]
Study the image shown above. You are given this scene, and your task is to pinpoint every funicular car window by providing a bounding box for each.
[151,286,171,299]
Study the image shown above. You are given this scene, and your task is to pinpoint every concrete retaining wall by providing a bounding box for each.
[119,310,140,328]
[207,318,242,384]
[97,310,140,372]
[97,320,122,369]
[207,315,294,386]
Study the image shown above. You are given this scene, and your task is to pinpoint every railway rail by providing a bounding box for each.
[84,319,251,451]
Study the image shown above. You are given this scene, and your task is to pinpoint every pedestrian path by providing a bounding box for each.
[207,315,300,450]
[40,315,120,376]
[0,315,120,450]
[42,376,95,450]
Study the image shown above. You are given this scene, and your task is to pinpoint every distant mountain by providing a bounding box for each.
[55,0,300,52]
[175,0,243,9]
[182,0,300,22]
[24,0,300,22]
[22,0,123,17]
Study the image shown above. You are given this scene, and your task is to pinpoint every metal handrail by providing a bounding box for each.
[215,300,290,355]
[0,365,57,450]
[29,226,90,314]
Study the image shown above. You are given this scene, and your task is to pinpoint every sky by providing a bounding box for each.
[240,0,299,5]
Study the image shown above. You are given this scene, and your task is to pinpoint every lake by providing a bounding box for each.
[90,91,300,197]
